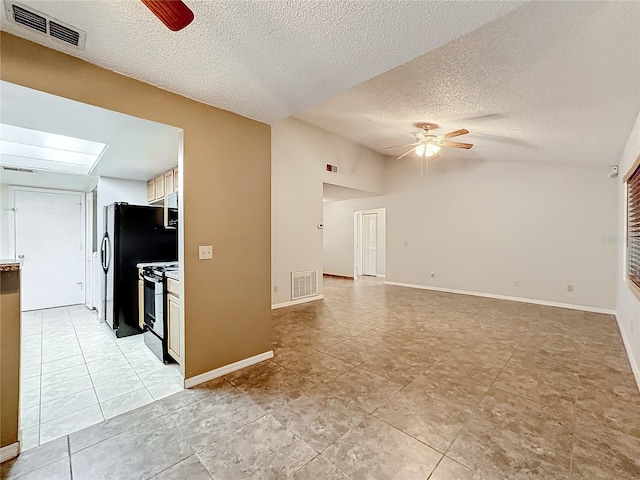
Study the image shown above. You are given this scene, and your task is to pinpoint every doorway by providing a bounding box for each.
[11,187,85,311]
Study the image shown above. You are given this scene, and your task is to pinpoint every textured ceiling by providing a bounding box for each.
[0,0,523,123]
[1,81,180,189]
[295,1,640,166]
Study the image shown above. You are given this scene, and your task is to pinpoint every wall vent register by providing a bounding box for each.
[4,1,86,48]
[291,270,318,300]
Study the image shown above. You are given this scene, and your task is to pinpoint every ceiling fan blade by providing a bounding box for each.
[396,147,418,160]
[383,142,420,150]
[441,129,469,139]
[141,0,194,31]
[436,141,473,149]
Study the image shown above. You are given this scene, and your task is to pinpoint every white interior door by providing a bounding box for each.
[362,213,377,276]
[13,188,85,311]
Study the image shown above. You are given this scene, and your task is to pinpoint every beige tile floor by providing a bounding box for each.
[18,305,183,450]
[3,276,639,479]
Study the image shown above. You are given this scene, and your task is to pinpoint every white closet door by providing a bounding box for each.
[362,213,377,276]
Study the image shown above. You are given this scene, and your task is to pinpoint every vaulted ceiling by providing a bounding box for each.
[296,1,640,167]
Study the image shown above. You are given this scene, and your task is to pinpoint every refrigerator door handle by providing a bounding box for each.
[101,234,111,273]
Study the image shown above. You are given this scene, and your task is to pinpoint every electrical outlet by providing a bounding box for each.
[273,286,278,293]
[514,281,519,287]
[198,245,213,260]
[567,284,573,292]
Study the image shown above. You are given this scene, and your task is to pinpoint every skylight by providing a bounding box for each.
[0,123,108,175]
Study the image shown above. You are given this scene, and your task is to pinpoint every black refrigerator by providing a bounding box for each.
[101,203,177,338]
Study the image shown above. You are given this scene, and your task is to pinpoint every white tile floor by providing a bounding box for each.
[19,305,183,450]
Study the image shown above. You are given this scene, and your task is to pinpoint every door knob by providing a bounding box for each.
[18,254,24,259]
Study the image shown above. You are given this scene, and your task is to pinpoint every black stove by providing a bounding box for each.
[142,263,177,364]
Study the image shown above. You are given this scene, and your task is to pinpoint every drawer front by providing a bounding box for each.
[167,278,180,296]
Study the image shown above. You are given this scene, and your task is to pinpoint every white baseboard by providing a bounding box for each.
[0,442,20,463]
[615,315,640,394]
[271,295,324,310]
[376,274,386,278]
[183,350,274,388]
[384,281,617,315]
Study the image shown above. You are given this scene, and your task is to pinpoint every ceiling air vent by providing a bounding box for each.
[11,4,46,33]
[4,1,86,49]
[49,21,80,46]
[2,166,36,173]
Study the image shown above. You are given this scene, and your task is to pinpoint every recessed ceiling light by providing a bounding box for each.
[0,124,108,175]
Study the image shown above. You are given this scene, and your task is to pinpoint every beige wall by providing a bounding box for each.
[1,269,21,448]
[0,33,272,379]
[335,156,618,311]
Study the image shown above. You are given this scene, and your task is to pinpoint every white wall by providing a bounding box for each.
[95,177,148,241]
[0,185,10,258]
[271,118,386,305]
[323,203,386,277]
[0,185,12,258]
[616,110,640,390]
[317,154,618,310]
[382,156,618,310]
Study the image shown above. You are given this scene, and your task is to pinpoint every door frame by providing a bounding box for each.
[361,212,378,277]
[9,186,86,309]
[85,191,94,309]
[353,208,386,279]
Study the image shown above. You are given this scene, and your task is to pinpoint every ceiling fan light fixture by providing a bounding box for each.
[415,144,440,157]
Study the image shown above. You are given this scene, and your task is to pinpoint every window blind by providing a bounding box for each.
[629,163,640,290]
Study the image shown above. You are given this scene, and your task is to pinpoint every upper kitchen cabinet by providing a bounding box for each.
[164,170,174,196]
[147,179,155,203]
[148,167,178,204]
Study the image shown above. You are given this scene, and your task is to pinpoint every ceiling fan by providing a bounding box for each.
[141,0,194,31]
[384,124,473,174]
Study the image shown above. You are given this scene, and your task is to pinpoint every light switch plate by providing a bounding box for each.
[199,245,213,260]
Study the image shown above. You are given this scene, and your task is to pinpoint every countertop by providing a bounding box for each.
[165,271,179,281]
[0,259,21,272]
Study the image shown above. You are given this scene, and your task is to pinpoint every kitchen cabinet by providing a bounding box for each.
[147,167,178,204]
[173,168,179,192]
[164,170,174,196]
[154,175,164,201]
[167,277,181,364]
[147,180,155,203]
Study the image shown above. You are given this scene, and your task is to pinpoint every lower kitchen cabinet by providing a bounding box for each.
[167,279,181,364]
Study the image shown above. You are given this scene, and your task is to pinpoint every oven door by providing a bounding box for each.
[143,274,163,337]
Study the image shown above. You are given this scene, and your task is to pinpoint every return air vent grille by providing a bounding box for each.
[2,166,36,173]
[291,270,318,300]
[49,21,80,46]
[4,1,86,49]
[12,4,46,33]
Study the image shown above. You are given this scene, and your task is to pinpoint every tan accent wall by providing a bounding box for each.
[0,33,272,379]
[1,270,20,448]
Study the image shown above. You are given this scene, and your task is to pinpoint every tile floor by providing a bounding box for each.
[18,304,183,450]
[3,277,640,479]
